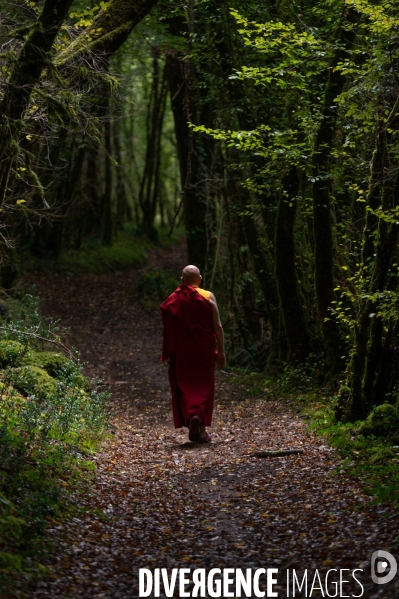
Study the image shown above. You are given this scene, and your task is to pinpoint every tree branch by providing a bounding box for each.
[56,0,159,65]
[0,326,76,361]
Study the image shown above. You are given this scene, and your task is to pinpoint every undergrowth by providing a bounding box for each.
[0,291,109,596]
[137,268,179,309]
[20,224,183,276]
[303,396,399,509]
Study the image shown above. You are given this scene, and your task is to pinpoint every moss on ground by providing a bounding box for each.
[22,350,71,375]
[9,365,57,398]
[0,340,25,367]
[358,403,399,441]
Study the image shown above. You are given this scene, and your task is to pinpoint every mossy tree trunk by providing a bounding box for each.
[355,193,399,414]
[346,103,399,420]
[0,0,158,208]
[56,0,159,64]
[344,136,386,420]
[312,7,357,373]
[0,0,75,206]
[362,181,399,409]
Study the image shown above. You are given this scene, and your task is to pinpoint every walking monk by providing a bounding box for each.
[160,265,226,443]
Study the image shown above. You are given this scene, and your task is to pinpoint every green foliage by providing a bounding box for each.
[0,550,23,573]
[0,292,44,340]
[192,4,338,185]
[331,282,399,334]
[277,354,326,393]
[70,2,110,29]
[189,0,399,417]
[229,8,325,91]
[0,294,108,591]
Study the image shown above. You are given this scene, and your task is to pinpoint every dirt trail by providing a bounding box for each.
[28,243,398,599]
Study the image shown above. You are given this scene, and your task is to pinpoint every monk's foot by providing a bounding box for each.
[188,416,201,442]
[199,425,210,443]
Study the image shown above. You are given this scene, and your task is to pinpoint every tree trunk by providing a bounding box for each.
[242,211,280,348]
[372,323,399,407]
[113,115,129,231]
[151,79,168,228]
[165,49,208,270]
[363,183,399,409]
[138,53,167,240]
[275,167,310,361]
[85,145,102,234]
[237,219,262,347]
[312,7,357,373]
[102,110,114,247]
[362,139,384,267]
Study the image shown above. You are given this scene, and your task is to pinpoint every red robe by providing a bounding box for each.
[160,284,216,428]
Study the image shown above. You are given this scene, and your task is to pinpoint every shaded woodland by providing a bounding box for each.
[1,0,399,425]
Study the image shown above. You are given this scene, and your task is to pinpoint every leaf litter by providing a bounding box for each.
[22,246,399,599]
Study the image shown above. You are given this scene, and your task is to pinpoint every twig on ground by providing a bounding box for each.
[252,449,304,458]
[219,369,239,377]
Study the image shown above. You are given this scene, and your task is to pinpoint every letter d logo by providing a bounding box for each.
[371,550,397,585]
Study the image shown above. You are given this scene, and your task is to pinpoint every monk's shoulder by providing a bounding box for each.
[195,287,211,301]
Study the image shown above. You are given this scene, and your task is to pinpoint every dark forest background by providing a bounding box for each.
[1,0,399,425]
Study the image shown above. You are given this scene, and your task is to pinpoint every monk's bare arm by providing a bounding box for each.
[210,293,226,368]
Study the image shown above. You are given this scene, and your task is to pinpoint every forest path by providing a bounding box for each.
[29,242,398,599]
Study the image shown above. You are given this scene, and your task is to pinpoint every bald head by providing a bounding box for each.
[181,264,202,286]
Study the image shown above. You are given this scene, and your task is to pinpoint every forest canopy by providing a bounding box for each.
[1,0,399,423]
